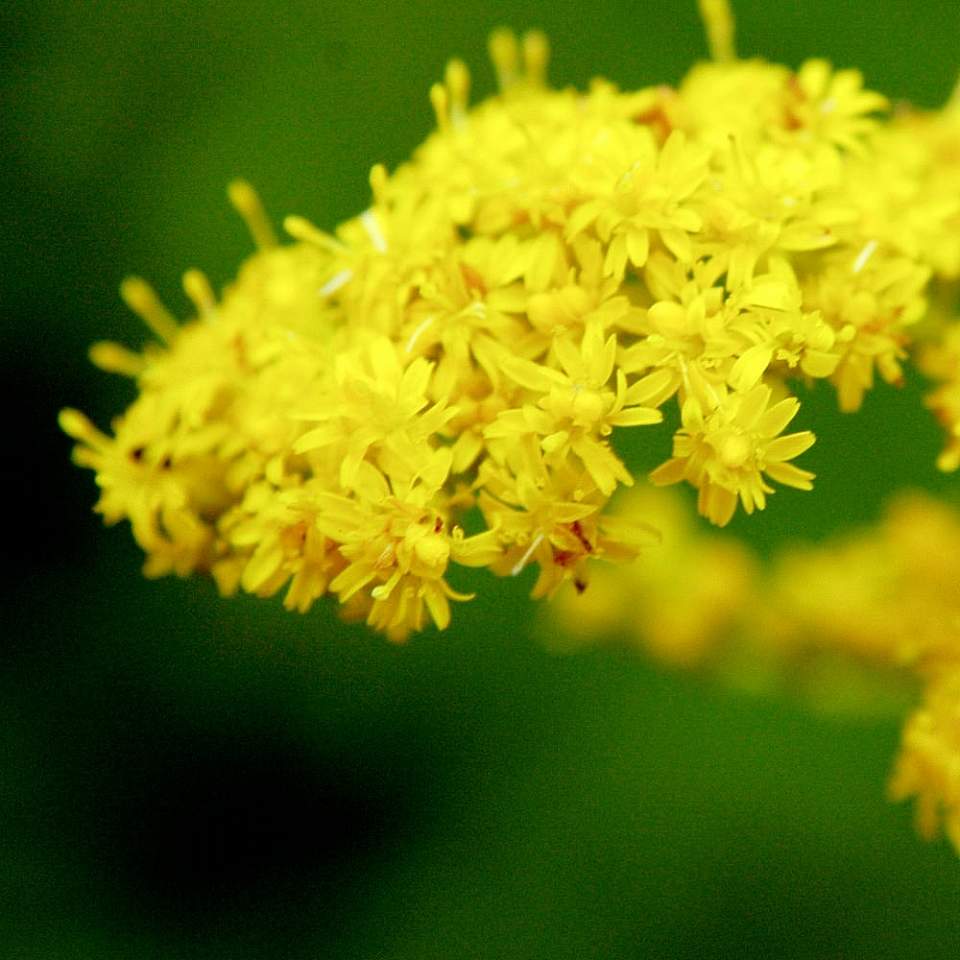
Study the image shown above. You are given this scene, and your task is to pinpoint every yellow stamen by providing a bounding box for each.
[429,82,450,132]
[369,163,388,205]
[698,0,736,63]
[182,268,216,316]
[488,28,519,90]
[227,179,277,250]
[120,276,179,344]
[58,408,110,449]
[445,58,471,119]
[522,30,549,86]
[283,215,345,253]
[511,533,544,576]
[89,341,146,377]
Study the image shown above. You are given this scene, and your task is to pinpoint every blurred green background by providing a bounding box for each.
[6,1,960,957]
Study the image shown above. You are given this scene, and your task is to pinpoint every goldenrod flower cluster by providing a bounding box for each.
[61,0,960,843]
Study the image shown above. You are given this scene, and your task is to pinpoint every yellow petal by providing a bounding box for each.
[764,460,815,490]
[607,406,663,427]
[729,345,773,392]
[765,431,815,462]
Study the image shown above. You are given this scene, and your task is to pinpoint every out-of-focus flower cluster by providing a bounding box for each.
[551,485,960,856]
[61,1,960,851]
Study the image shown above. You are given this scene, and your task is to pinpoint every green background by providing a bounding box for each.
[6,1,960,957]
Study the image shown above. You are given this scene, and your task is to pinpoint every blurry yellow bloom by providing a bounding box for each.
[550,486,960,856]
[891,670,960,852]
[762,494,960,672]
[920,325,960,471]
[788,59,888,156]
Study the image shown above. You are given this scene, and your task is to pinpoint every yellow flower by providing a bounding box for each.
[478,460,655,599]
[650,384,814,526]
[293,336,455,489]
[312,455,496,640]
[566,129,710,278]
[765,493,960,670]
[399,235,531,399]
[803,249,929,411]
[217,479,345,613]
[58,405,224,574]
[486,322,664,494]
[787,59,888,156]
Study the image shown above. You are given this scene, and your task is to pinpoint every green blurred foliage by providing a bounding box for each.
[6,1,960,957]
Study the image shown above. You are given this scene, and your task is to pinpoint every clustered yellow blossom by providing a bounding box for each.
[61,0,960,849]
[64,3,960,638]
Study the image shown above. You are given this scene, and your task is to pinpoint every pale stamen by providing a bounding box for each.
[319,270,353,298]
[405,315,436,354]
[511,533,544,576]
[853,239,878,274]
[361,208,388,253]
